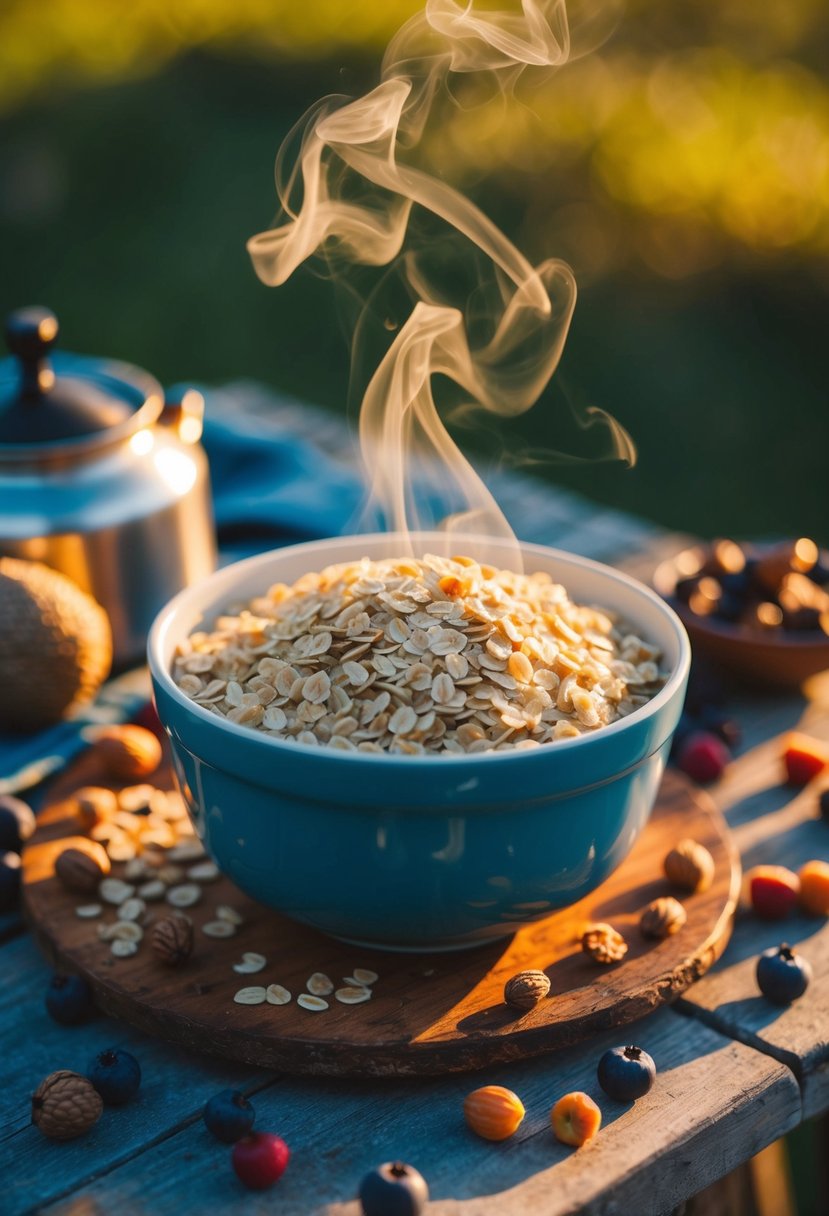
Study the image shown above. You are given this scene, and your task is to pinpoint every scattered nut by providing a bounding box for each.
[105,834,137,863]
[75,904,103,919]
[94,725,162,780]
[266,984,292,1005]
[166,883,201,909]
[216,905,244,925]
[31,1071,103,1140]
[72,786,117,829]
[98,878,135,905]
[581,923,629,964]
[117,784,157,813]
[307,972,334,996]
[503,969,551,1011]
[664,838,715,893]
[202,919,236,938]
[640,896,687,939]
[335,986,371,1004]
[234,986,267,1005]
[297,994,328,1012]
[152,914,194,966]
[123,858,149,881]
[55,842,111,895]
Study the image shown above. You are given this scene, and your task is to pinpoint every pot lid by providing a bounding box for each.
[0,307,152,445]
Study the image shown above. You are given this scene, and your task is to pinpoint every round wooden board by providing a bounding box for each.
[23,747,740,1077]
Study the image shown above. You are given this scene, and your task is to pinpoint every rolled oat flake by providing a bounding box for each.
[233,986,267,1005]
[297,994,329,1012]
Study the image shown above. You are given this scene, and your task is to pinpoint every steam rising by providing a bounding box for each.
[248,0,634,562]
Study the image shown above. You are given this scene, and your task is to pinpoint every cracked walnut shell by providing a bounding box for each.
[54,840,111,894]
[664,838,715,893]
[582,922,628,964]
[503,969,551,1010]
[152,913,194,967]
[32,1071,103,1140]
[640,896,687,939]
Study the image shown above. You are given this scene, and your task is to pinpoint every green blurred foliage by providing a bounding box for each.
[0,1,827,543]
[2,0,828,275]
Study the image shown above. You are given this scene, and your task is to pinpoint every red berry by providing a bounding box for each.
[782,733,829,786]
[746,866,800,919]
[231,1132,289,1190]
[676,731,731,784]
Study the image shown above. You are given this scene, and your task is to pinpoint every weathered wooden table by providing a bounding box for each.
[1,459,826,1215]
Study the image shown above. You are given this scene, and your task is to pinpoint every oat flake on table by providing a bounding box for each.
[172,553,666,755]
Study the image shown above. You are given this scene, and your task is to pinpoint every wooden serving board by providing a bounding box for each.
[22,746,740,1077]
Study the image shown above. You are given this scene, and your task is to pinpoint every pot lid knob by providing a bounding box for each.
[0,306,132,444]
[5,307,60,397]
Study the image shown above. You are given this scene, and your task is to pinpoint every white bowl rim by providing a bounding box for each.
[148,533,691,768]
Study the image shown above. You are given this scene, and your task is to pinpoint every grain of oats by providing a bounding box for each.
[297,994,329,1012]
[137,879,166,902]
[233,952,267,975]
[351,968,378,986]
[173,554,666,755]
[187,861,220,883]
[98,878,135,906]
[307,972,334,996]
[166,883,201,908]
[111,939,139,958]
[335,986,371,1004]
[202,919,236,938]
[234,987,267,1005]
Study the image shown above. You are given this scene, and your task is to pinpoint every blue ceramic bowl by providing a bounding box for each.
[148,534,690,951]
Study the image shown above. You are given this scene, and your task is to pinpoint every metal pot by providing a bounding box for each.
[0,307,216,667]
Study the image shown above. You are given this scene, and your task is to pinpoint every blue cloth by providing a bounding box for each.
[203,390,364,553]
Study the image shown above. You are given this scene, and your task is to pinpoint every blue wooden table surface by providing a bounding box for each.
[1,397,827,1214]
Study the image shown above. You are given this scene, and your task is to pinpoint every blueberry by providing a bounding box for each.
[203,1089,256,1143]
[597,1044,656,1102]
[45,973,93,1025]
[359,1162,429,1216]
[756,944,812,1006]
[715,592,745,623]
[0,795,35,853]
[0,851,21,913]
[87,1047,141,1105]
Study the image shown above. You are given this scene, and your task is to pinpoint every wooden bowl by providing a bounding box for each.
[653,547,829,690]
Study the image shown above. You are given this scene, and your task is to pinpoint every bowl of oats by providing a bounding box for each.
[148,534,690,950]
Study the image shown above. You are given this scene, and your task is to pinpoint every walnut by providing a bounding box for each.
[94,725,162,780]
[31,1070,103,1140]
[503,969,551,1011]
[582,922,628,964]
[152,913,194,967]
[664,838,715,893]
[54,841,110,894]
[640,896,687,940]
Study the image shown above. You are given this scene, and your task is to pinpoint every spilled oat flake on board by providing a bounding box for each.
[173,554,665,756]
